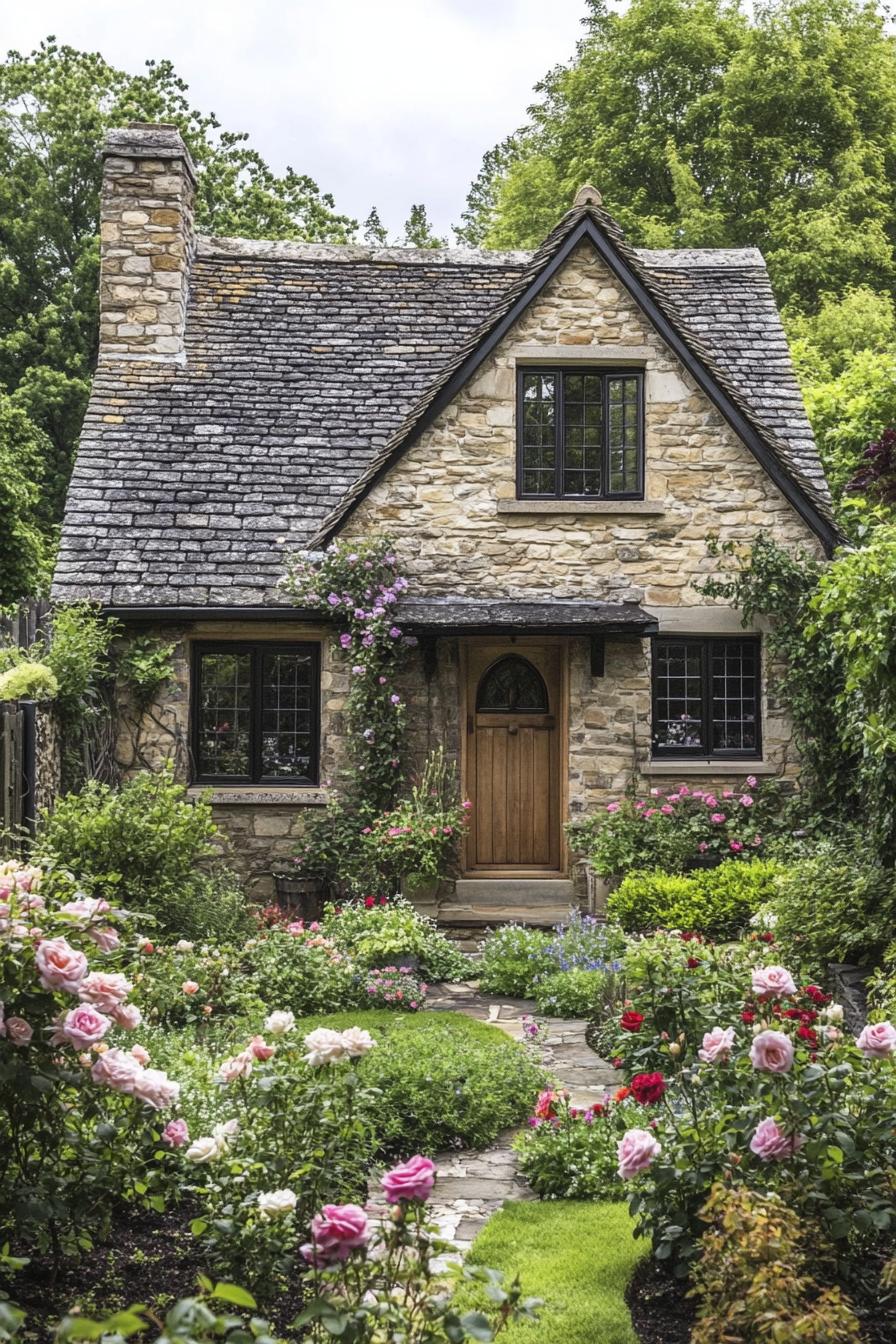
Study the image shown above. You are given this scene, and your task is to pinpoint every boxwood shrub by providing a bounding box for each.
[607,859,783,939]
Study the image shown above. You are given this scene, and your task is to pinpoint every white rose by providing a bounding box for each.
[218,1051,254,1083]
[265,1009,296,1036]
[175,939,195,953]
[822,1002,844,1023]
[257,1188,297,1221]
[341,1026,376,1059]
[186,1135,222,1163]
[304,1026,348,1067]
[213,1118,239,1145]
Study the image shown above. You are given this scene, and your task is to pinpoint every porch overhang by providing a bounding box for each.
[397,597,658,637]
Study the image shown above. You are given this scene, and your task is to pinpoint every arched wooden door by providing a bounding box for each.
[464,643,562,874]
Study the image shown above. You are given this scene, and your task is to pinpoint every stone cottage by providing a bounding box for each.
[52,123,837,907]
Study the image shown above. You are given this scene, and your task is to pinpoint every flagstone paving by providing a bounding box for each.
[367,980,619,1263]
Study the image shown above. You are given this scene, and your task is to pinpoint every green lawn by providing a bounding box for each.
[460,1201,646,1344]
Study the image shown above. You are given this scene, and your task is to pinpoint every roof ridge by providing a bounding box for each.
[196,234,531,268]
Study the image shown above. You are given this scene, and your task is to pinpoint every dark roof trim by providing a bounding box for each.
[313,213,839,555]
[399,598,658,636]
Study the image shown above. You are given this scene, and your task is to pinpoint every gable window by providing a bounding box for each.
[517,368,643,499]
[652,637,761,758]
[192,643,320,784]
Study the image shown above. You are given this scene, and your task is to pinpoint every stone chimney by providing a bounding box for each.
[99,122,197,360]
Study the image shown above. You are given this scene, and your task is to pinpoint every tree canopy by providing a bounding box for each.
[0,38,357,553]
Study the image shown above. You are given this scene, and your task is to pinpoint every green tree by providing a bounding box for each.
[363,206,389,246]
[0,394,51,605]
[402,203,446,249]
[462,0,896,312]
[0,38,356,527]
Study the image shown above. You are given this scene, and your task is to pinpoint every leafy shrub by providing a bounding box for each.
[533,968,620,1019]
[608,859,783,939]
[364,746,470,883]
[324,895,470,982]
[114,634,176,711]
[691,1184,862,1343]
[299,1010,547,1155]
[476,924,554,997]
[771,837,896,967]
[35,770,251,942]
[238,929,358,1018]
[543,909,626,971]
[0,661,58,701]
[362,965,428,1009]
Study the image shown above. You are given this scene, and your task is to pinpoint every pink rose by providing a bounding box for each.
[88,926,120,953]
[710,812,726,825]
[739,794,754,807]
[750,1116,806,1161]
[60,897,110,924]
[132,1067,180,1111]
[749,1030,794,1074]
[617,1128,661,1179]
[751,965,797,1000]
[301,1204,370,1264]
[130,1043,151,1065]
[248,1035,276,1061]
[162,1118,190,1148]
[91,1047,143,1093]
[698,1026,735,1064]
[704,795,718,808]
[856,1021,896,1059]
[746,775,758,788]
[181,981,200,996]
[111,1002,142,1030]
[381,1154,436,1203]
[606,802,620,813]
[55,1004,112,1050]
[218,1051,254,1083]
[6,1016,33,1047]
[35,937,88,993]
[78,971,132,1013]
[729,840,744,852]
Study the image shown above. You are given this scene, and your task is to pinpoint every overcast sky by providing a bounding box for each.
[2,0,589,239]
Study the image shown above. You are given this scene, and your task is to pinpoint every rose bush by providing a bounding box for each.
[0,860,184,1260]
[513,1087,644,1200]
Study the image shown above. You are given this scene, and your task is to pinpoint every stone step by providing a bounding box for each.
[453,878,576,907]
[438,906,570,931]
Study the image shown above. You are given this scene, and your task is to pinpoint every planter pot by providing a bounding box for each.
[400,873,441,916]
[273,873,323,923]
[685,853,724,871]
[585,867,620,918]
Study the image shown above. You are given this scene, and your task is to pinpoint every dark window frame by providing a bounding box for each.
[190,641,321,786]
[651,635,762,760]
[515,365,645,501]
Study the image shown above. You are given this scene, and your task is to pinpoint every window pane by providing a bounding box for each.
[607,376,640,493]
[563,372,602,495]
[477,656,549,713]
[261,651,315,778]
[711,640,759,752]
[653,641,704,749]
[197,652,251,776]
[521,372,556,495]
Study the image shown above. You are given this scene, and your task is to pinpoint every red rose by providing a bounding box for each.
[686,957,701,969]
[741,1011,755,1024]
[364,897,375,909]
[759,931,775,944]
[620,1011,644,1033]
[612,1057,623,1069]
[630,1072,667,1105]
[803,985,829,1005]
[797,1025,819,1048]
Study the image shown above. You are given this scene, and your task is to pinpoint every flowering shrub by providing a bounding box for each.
[514,1087,640,1199]
[533,967,621,1019]
[364,747,471,885]
[0,860,183,1259]
[297,1157,540,1341]
[612,950,896,1272]
[608,858,784,939]
[238,926,359,1017]
[284,535,412,811]
[569,776,777,877]
[362,965,428,1010]
[476,924,554,997]
[128,937,247,1026]
[183,1019,379,1297]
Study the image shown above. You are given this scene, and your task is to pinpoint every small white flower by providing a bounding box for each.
[257,1188,297,1221]
[265,1009,296,1036]
[304,1026,348,1067]
[175,939,195,952]
[341,1026,376,1058]
[822,1002,844,1023]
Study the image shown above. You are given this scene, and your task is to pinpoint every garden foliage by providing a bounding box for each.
[608,859,783,940]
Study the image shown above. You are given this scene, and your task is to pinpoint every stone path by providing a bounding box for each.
[367,979,618,1263]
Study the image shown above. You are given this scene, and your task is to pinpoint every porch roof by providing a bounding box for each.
[397,597,658,636]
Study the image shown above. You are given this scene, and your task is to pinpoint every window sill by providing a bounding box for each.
[188,787,330,806]
[497,499,666,516]
[642,760,778,777]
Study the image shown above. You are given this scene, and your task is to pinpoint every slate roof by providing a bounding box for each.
[398,597,658,635]
[53,215,834,608]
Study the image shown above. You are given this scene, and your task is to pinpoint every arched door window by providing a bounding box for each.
[476,655,549,713]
